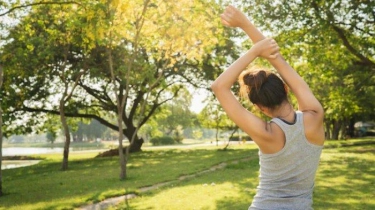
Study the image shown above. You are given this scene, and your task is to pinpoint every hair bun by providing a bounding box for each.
[242,70,268,91]
[239,69,287,108]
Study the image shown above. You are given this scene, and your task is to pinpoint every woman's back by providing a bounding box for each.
[250,112,323,210]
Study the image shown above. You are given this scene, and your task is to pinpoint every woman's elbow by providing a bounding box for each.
[211,79,232,96]
[210,81,220,93]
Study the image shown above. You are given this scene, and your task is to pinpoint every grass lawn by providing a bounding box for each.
[0,144,257,210]
[114,139,375,210]
[0,139,374,210]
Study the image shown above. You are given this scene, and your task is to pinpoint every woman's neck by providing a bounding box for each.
[273,102,294,122]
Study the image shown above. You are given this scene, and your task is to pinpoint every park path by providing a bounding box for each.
[78,156,255,210]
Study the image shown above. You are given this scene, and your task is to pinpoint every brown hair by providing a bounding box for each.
[239,69,287,109]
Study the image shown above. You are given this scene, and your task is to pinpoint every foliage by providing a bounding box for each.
[0,63,3,196]
[229,134,251,141]
[149,136,175,146]
[149,88,198,138]
[45,130,56,144]
[0,0,230,150]
[72,119,108,141]
[199,100,236,131]
[199,99,239,145]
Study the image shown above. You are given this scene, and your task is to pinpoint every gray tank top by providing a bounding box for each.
[249,111,323,210]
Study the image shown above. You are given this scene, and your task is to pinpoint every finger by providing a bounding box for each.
[228,5,235,10]
[265,37,273,42]
[227,5,236,13]
[270,47,279,55]
[220,13,231,19]
[220,15,231,26]
[268,53,279,59]
[220,14,230,22]
[221,19,230,26]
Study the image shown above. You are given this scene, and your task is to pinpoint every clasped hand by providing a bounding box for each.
[252,38,280,60]
[221,5,279,60]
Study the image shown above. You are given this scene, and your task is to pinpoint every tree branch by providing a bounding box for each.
[22,106,119,131]
[311,1,375,69]
[331,24,375,68]
[0,1,81,17]
[0,65,3,88]
[78,82,116,110]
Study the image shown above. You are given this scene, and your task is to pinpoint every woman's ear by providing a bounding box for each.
[255,104,273,117]
[255,104,264,112]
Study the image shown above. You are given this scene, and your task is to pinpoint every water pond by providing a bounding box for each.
[2,147,64,170]
[2,160,42,170]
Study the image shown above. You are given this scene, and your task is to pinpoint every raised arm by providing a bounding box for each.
[211,38,279,144]
[221,5,325,145]
[220,6,324,116]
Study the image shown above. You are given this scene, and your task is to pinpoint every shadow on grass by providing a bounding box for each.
[214,160,259,210]
[120,156,259,210]
[0,148,256,210]
[118,147,374,210]
[313,149,375,210]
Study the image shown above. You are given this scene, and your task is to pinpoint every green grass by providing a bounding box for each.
[114,140,375,210]
[1,139,374,210]
[113,159,259,210]
[314,146,374,209]
[0,145,257,210]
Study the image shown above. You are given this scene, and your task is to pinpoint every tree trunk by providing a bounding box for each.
[128,137,144,152]
[340,119,348,140]
[325,120,332,140]
[124,126,144,152]
[0,104,3,196]
[332,120,342,140]
[60,100,71,171]
[223,128,238,150]
[347,117,355,138]
[0,65,4,196]
[215,126,219,146]
[117,115,126,180]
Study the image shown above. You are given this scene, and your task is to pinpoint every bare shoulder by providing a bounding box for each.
[302,110,325,146]
[255,122,286,154]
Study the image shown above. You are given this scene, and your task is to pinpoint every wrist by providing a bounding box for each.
[247,47,260,58]
[239,20,252,31]
[241,21,266,43]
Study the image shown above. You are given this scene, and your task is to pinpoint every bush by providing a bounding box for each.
[229,134,252,141]
[150,136,175,146]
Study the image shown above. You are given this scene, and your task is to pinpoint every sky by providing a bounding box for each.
[189,88,211,113]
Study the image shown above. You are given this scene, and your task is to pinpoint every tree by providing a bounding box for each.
[83,120,108,141]
[99,0,226,179]
[0,65,3,196]
[0,1,80,17]
[0,0,89,171]
[155,88,195,137]
[199,99,238,146]
[1,0,228,179]
[54,26,88,170]
[46,130,57,145]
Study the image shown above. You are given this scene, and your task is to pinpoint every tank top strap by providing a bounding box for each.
[270,111,302,130]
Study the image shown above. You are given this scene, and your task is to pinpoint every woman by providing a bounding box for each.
[211,5,325,210]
